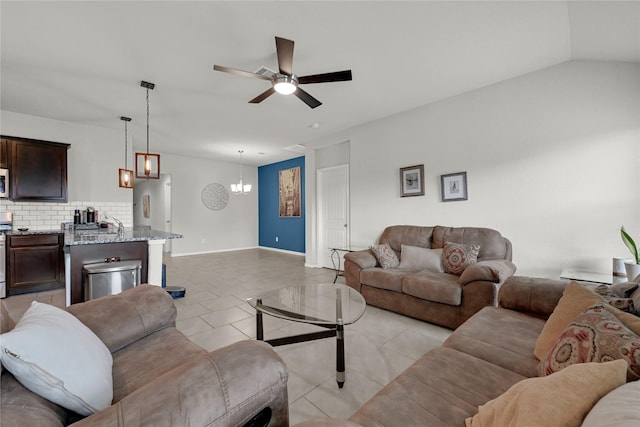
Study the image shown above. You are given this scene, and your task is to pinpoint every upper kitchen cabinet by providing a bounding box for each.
[6,137,70,202]
[0,138,8,168]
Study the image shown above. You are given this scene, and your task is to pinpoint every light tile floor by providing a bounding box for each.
[1,248,452,425]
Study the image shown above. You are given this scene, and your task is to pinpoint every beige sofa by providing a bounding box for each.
[0,285,288,427]
[295,276,640,427]
[344,225,516,329]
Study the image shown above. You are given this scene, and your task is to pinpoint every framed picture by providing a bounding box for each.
[279,166,301,217]
[441,172,468,202]
[399,164,425,197]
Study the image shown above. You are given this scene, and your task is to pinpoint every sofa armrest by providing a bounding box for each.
[70,340,289,427]
[459,260,516,285]
[498,276,568,319]
[344,250,376,269]
[67,285,176,353]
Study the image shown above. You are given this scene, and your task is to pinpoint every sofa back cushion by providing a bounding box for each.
[379,225,434,254]
[433,226,511,261]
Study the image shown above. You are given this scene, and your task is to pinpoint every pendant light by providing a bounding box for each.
[118,116,134,189]
[135,80,160,179]
[230,150,252,195]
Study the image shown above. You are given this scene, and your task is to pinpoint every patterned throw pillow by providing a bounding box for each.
[538,303,640,381]
[370,243,400,269]
[441,241,480,275]
[594,285,635,313]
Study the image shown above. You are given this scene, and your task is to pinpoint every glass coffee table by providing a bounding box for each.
[247,283,366,388]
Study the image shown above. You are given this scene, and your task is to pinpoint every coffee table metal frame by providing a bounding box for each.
[247,284,365,388]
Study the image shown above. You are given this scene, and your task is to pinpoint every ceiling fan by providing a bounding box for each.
[213,36,352,109]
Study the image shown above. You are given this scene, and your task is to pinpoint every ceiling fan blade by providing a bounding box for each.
[298,70,353,84]
[213,64,272,81]
[294,87,322,109]
[249,87,276,104]
[275,36,294,76]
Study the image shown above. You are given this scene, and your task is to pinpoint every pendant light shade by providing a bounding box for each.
[231,150,252,195]
[136,80,160,179]
[118,116,134,189]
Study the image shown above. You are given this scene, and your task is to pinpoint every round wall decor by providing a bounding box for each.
[201,183,229,211]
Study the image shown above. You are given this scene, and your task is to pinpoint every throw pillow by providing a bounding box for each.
[370,243,400,269]
[582,378,640,427]
[594,285,635,313]
[534,281,602,359]
[441,241,479,275]
[538,303,640,381]
[0,301,113,416]
[464,359,628,427]
[534,281,640,360]
[398,245,443,271]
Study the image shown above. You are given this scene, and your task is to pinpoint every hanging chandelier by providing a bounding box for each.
[118,116,134,189]
[230,150,252,195]
[135,80,160,179]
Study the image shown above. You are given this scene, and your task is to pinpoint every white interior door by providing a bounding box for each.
[318,165,349,269]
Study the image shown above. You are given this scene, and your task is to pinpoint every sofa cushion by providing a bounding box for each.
[111,326,206,402]
[349,347,526,427]
[433,226,508,261]
[442,241,479,275]
[465,360,628,427]
[379,225,434,253]
[538,304,640,381]
[582,378,640,427]
[398,245,443,271]
[443,306,545,378]
[370,243,400,269]
[402,271,463,306]
[0,301,113,416]
[360,268,407,293]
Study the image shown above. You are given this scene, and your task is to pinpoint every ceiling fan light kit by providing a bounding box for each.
[214,36,352,109]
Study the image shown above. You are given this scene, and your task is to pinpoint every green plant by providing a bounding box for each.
[621,226,640,265]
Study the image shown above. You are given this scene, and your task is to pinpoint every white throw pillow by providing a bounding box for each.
[581,380,640,427]
[398,245,443,271]
[0,301,113,416]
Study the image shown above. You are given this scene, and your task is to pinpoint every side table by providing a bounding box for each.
[560,268,627,285]
[329,246,367,283]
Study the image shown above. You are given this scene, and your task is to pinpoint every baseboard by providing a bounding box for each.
[258,246,306,257]
[170,246,259,257]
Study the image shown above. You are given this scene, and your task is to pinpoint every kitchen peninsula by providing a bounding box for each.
[64,227,182,305]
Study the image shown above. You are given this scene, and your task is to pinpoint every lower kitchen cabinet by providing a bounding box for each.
[7,233,65,295]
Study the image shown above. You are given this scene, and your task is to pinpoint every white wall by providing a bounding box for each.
[159,152,258,256]
[308,61,640,278]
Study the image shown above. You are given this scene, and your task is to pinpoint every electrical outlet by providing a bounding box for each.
[201,238,205,244]
[275,237,279,242]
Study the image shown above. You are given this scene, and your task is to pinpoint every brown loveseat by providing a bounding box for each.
[0,285,289,427]
[344,225,515,329]
[295,276,640,427]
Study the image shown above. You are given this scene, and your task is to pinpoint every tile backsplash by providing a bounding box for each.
[0,200,133,230]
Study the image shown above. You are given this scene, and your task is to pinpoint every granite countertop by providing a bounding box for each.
[64,227,183,246]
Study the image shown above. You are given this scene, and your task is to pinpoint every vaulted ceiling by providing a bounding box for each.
[1,1,638,166]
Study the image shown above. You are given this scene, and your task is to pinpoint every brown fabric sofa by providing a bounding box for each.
[0,285,289,427]
[293,276,597,427]
[344,225,515,329]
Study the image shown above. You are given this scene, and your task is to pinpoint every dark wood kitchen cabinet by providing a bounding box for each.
[3,136,69,202]
[7,233,65,296]
[0,138,8,168]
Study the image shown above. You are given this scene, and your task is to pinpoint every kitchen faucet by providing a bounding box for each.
[106,215,125,236]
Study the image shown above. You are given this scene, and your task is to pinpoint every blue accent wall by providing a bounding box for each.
[258,156,305,253]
